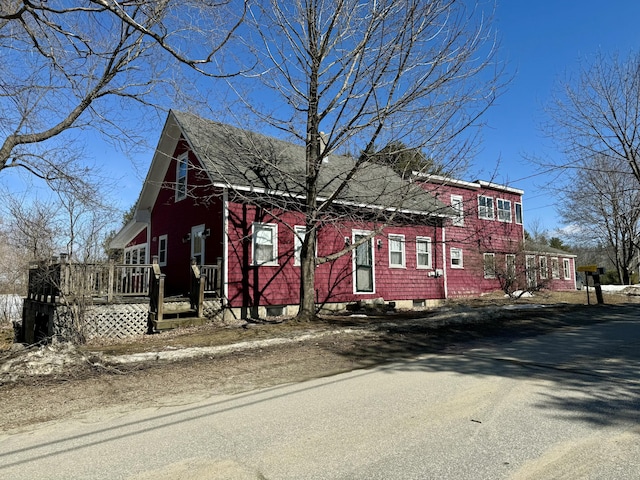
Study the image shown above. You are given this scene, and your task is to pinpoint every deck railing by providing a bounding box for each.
[26,257,222,304]
[27,260,154,303]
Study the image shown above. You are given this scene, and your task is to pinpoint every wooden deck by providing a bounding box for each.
[20,256,223,343]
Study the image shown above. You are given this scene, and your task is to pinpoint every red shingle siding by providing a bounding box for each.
[224,203,447,308]
[150,139,224,295]
[420,179,526,297]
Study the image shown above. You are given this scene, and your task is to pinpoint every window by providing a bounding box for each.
[416,237,432,269]
[158,234,168,267]
[353,231,374,293]
[526,255,537,288]
[497,198,512,223]
[483,253,496,278]
[551,257,560,279]
[563,259,571,280]
[478,195,494,220]
[191,224,205,265]
[506,254,516,281]
[252,223,278,266]
[450,247,463,268]
[515,203,523,224]
[388,234,405,268]
[293,226,306,266]
[539,256,548,279]
[124,244,146,265]
[176,153,188,201]
[451,195,464,226]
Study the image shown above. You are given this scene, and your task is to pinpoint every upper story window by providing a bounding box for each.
[252,223,278,266]
[478,195,494,220]
[515,203,523,224]
[451,195,464,226]
[176,153,188,201]
[416,236,432,269]
[497,198,512,222]
[388,234,405,268]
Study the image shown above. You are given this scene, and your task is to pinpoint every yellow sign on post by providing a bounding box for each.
[577,265,598,273]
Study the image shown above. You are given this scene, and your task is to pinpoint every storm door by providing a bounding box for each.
[191,224,205,265]
[354,232,374,293]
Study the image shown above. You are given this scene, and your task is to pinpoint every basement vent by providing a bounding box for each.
[412,299,426,309]
[265,305,286,317]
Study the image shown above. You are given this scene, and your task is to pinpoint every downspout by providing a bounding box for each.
[222,189,229,307]
[442,225,448,299]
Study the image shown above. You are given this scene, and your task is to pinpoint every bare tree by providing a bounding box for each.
[217,0,502,320]
[544,51,640,184]
[559,155,640,285]
[0,0,245,185]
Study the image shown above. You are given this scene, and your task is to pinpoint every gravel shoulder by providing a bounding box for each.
[0,291,637,433]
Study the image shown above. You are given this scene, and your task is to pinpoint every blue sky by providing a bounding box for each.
[475,1,640,234]
[4,1,640,238]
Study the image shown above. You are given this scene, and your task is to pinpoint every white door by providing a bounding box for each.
[191,224,205,265]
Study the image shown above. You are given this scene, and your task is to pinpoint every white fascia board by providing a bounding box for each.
[136,110,215,213]
[413,173,481,190]
[477,180,524,195]
[109,220,147,249]
[215,182,454,218]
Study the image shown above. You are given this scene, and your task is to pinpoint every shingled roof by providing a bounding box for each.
[172,110,453,217]
[110,111,454,249]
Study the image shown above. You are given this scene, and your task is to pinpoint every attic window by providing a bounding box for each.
[176,153,188,201]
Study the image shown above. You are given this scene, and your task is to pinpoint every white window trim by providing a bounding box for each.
[451,194,464,227]
[416,236,432,269]
[352,229,375,294]
[124,244,147,265]
[551,257,560,279]
[483,253,496,278]
[496,198,512,223]
[478,195,494,220]
[450,247,463,269]
[388,234,406,268]
[515,202,523,225]
[252,222,278,266]
[539,256,548,279]
[158,234,168,267]
[175,153,188,202]
[293,225,306,267]
[563,258,571,280]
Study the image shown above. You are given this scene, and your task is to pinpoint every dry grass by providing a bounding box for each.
[3,289,637,356]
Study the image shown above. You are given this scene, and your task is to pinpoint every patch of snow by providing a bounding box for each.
[504,291,534,298]
[0,295,23,323]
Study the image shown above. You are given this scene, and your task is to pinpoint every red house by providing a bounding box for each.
[110,111,576,320]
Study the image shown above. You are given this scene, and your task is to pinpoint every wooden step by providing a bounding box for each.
[152,317,207,331]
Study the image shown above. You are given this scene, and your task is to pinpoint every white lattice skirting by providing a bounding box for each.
[54,299,223,340]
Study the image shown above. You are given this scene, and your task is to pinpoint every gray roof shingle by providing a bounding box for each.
[173,110,453,217]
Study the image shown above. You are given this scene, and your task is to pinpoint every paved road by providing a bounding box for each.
[1,308,640,479]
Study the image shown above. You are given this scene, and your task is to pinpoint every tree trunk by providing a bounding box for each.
[298,229,317,321]
[297,4,321,322]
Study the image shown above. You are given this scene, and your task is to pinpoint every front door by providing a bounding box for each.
[354,233,374,293]
[191,224,205,265]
